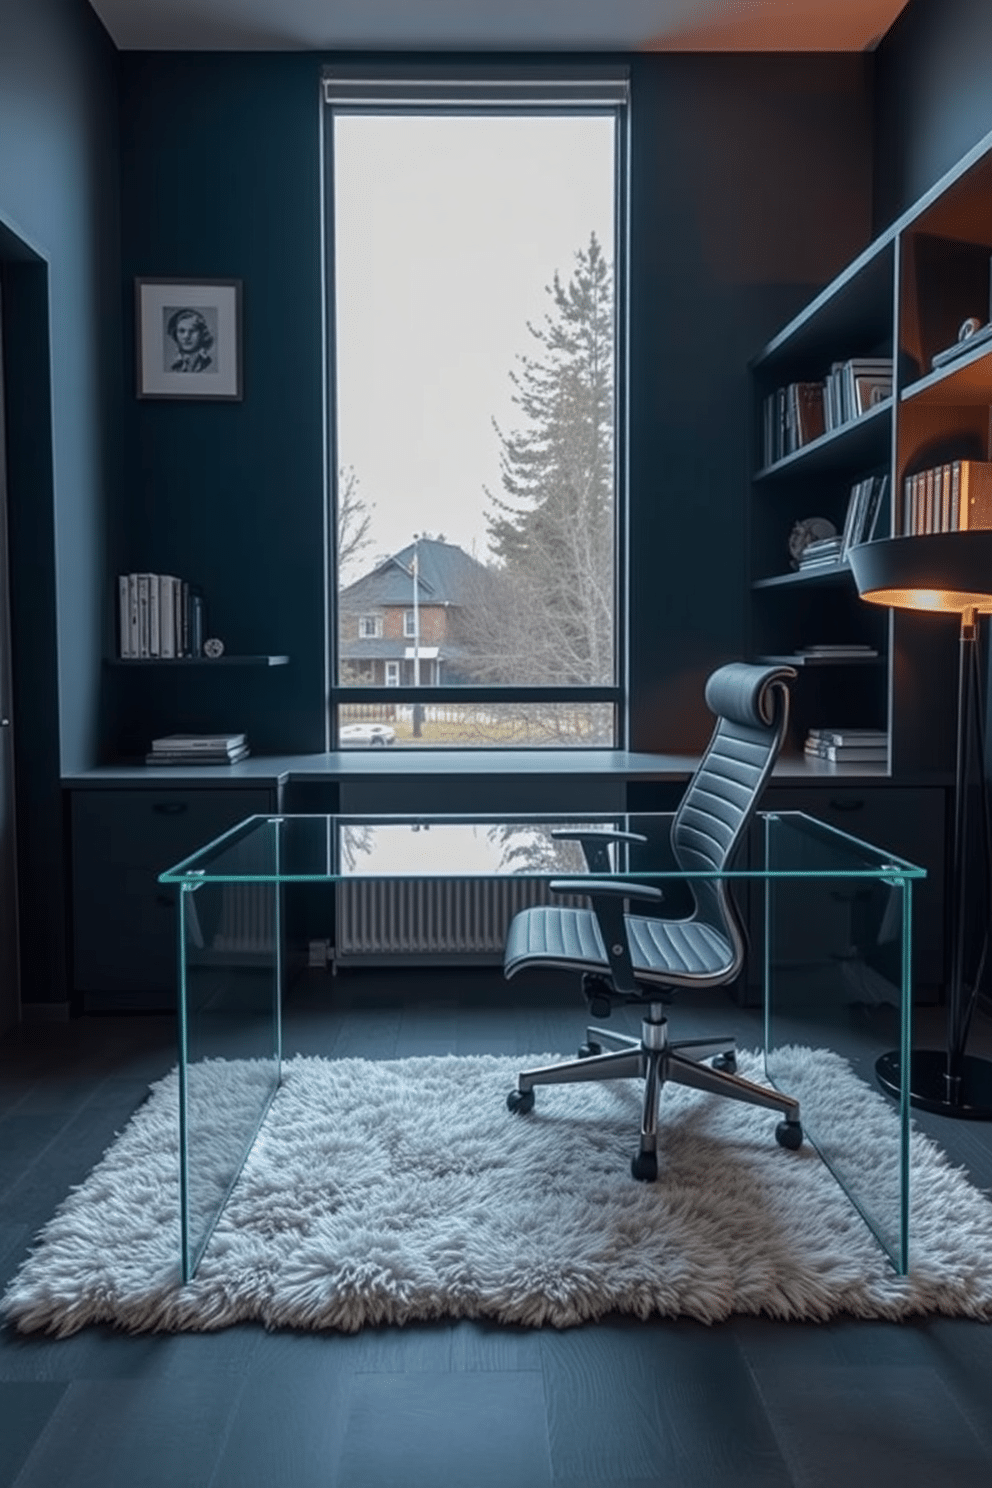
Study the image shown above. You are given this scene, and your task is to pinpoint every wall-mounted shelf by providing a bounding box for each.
[752,565,852,590]
[758,653,883,668]
[901,343,992,406]
[108,655,289,667]
[753,399,892,483]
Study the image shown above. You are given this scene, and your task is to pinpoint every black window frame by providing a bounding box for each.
[320,65,630,751]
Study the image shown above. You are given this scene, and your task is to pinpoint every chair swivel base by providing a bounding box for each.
[876,1049,992,1119]
[507,1009,803,1180]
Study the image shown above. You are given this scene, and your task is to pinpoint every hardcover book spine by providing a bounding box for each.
[137,575,150,658]
[128,575,139,656]
[148,574,160,657]
[118,576,130,659]
[957,461,992,530]
[159,577,176,659]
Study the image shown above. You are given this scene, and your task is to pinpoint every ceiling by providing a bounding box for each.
[87,0,913,53]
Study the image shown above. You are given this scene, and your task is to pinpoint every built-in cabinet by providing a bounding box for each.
[70,786,275,1011]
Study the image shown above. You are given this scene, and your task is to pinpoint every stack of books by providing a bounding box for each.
[805,728,888,764]
[798,535,844,570]
[797,643,879,662]
[146,733,249,767]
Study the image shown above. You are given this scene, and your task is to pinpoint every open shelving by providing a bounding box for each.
[108,655,289,667]
[747,134,992,776]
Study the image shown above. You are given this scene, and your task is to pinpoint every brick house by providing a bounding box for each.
[338,538,490,686]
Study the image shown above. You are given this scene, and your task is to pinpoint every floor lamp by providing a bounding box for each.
[850,531,992,1118]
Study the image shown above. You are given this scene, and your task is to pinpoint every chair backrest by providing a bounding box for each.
[671,662,795,969]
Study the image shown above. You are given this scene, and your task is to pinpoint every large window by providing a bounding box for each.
[323,71,628,748]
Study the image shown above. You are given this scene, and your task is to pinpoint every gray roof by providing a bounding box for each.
[340,538,488,609]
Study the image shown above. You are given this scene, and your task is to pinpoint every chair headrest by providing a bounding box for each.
[704,662,796,729]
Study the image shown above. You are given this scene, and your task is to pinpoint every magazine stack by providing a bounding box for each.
[146,733,249,766]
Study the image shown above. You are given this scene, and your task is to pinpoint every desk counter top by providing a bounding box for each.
[61,750,926,788]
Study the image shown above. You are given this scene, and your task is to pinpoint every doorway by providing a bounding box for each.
[0,278,21,1031]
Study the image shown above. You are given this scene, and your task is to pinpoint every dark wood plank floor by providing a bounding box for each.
[2,967,992,1488]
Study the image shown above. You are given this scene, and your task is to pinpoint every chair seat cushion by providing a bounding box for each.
[504,904,735,988]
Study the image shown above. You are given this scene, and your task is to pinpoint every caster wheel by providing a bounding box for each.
[507,1088,535,1115]
[630,1150,658,1182]
[775,1119,803,1150]
[578,1041,602,1059]
[711,1051,737,1074]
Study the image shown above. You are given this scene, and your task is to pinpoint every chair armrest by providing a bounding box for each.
[550,829,648,844]
[550,828,648,873]
[547,879,657,996]
[549,878,663,902]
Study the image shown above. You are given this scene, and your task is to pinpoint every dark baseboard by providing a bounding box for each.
[21,1001,71,1022]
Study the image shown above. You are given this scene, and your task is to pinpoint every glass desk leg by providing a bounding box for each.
[177,827,284,1282]
[762,847,912,1275]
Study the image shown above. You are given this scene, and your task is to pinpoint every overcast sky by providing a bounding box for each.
[333,112,615,568]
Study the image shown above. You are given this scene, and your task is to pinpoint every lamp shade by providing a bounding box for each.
[848,532,992,613]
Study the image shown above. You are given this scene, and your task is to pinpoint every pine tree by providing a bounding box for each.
[481,232,615,688]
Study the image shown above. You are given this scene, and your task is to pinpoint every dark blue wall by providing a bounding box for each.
[0,0,121,1005]
[117,49,874,757]
[874,0,992,228]
[627,52,873,747]
[115,52,325,757]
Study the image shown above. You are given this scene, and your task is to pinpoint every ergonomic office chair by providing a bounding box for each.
[504,661,803,1180]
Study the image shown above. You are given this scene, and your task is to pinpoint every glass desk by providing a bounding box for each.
[160,811,924,1282]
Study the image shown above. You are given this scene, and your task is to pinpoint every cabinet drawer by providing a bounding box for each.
[72,789,271,870]
[70,788,274,1006]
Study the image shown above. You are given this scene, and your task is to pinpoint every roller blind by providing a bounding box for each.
[321,68,629,110]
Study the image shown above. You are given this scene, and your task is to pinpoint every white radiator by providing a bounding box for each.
[335,876,562,959]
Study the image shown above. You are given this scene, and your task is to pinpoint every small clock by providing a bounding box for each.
[202,637,225,659]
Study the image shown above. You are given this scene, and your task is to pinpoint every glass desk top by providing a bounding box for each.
[160,811,924,1283]
[160,810,926,884]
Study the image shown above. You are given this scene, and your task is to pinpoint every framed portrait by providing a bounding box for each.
[135,279,242,400]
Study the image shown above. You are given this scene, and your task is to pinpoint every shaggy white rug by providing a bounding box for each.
[4,1048,992,1336]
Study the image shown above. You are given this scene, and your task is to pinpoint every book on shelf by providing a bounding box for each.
[901,459,992,535]
[813,475,890,566]
[151,733,247,753]
[145,744,250,766]
[116,573,204,658]
[762,381,825,465]
[804,741,888,763]
[931,320,992,370]
[799,643,877,656]
[824,358,893,431]
[807,728,887,746]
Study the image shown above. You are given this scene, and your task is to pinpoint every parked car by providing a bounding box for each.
[339,722,397,747]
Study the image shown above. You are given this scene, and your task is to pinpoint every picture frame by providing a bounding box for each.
[135,278,242,400]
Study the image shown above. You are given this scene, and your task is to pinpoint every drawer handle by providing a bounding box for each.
[152,802,188,815]
[829,798,864,813]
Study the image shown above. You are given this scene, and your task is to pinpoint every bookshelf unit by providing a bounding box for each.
[108,656,289,667]
[748,132,992,777]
